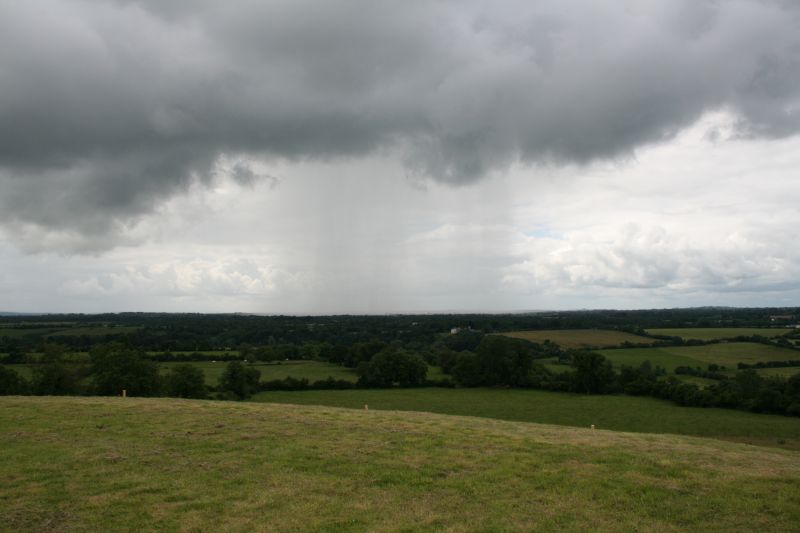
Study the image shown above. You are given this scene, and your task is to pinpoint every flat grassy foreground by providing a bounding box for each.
[2,397,799,532]
[646,327,791,340]
[501,329,655,349]
[254,388,800,450]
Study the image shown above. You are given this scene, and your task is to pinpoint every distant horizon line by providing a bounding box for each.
[2,305,798,318]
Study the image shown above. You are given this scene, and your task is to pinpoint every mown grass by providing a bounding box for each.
[646,327,791,340]
[501,329,655,349]
[597,342,800,373]
[253,388,800,450]
[2,396,799,532]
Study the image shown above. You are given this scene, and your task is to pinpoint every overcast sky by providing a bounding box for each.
[1,0,799,313]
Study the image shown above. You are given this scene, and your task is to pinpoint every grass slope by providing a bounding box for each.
[2,397,799,532]
[253,388,800,450]
[502,329,655,349]
[646,328,790,340]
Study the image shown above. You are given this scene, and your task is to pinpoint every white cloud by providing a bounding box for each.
[58,258,306,299]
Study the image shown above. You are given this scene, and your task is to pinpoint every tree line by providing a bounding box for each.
[2,329,799,417]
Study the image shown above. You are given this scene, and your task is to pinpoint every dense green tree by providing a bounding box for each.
[618,361,658,395]
[164,364,207,399]
[570,351,616,394]
[434,346,462,374]
[31,343,83,396]
[474,335,535,386]
[451,352,482,386]
[735,369,763,400]
[345,341,386,368]
[356,348,427,387]
[218,361,261,400]
[31,362,81,395]
[0,366,27,395]
[90,344,161,396]
[441,329,484,352]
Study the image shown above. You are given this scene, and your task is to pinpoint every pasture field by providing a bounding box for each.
[753,366,800,378]
[646,327,791,340]
[2,397,799,531]
[597,342,800,373]
[501,329,655,349]
[253,388,800,450]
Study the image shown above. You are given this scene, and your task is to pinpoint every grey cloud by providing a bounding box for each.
[1,0,800,251]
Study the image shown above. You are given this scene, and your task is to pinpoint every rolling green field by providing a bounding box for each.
[646,327,791,340]
[597,342,800,373]
[253,388,800,449]
[502,329,655,349]
[2,397,799,531]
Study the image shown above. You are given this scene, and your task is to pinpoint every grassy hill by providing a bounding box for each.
[2,397,799,531]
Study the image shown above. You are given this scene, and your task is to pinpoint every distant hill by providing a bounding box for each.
[1,397,798,531]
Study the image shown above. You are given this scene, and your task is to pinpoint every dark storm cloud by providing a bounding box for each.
[1,0,799,250]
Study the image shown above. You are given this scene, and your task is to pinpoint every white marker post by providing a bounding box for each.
[122,389,127,398]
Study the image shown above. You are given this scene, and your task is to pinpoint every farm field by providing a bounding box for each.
[501,329,655,349]
[646,327,791,340]
[253,388,800,449]
[753,366,800,378]
[2,397,799,531]
[597,342,800,373]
